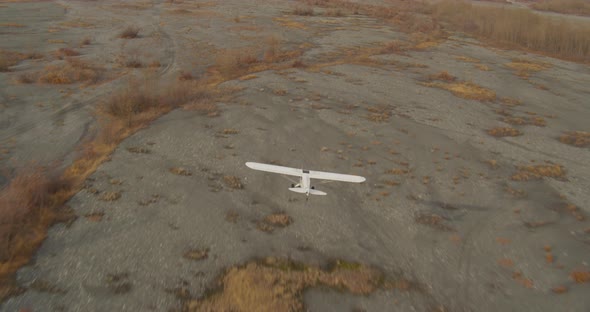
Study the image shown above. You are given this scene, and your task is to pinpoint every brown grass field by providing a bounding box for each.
[532,0,590,16]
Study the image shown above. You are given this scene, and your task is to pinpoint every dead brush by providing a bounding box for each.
[119,26,140,39]
[366,105,391,122]
[559,131,590,147]
[102,79,194,124]
[38,58,100,85]
[510,163,566,181]
[125,59,143,68]
[428,71,456,82]
[264,213,293,227]
[487,127,522,137]
[223,176,243,189]
[54,48,80,60]
[0,50,42,72]
[186,257,382,311]
[379,40,407,54]
[0,167,76,299]
[415,213,454,231]
[215,48,259,78]
[178,71,194,81]
[422,80,496,102]
[292,6,315,16]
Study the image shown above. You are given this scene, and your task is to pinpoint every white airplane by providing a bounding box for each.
[245,162,366,197]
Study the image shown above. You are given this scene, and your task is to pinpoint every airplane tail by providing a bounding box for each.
[288,188,327,196]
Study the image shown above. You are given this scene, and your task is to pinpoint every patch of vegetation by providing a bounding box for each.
[502,116,546,127]
[264,213,292,227]
[423,81,496,101]
[559,131,590,147]
[428,71,456,82]
[0,50,42,72]
[170,167,192,176]
[571,270,590,283]
[99,191,121,201]
[505,58,552,78]
[292,6,314,16]
[225,211,240,223]
[366,106,391,123]
[37,59,100,85]
[414,212,454,231]
[30,279,67,294]
[223,176,243,189]
[185,257,383,311]
[54,48,80,60]
[385,168,409,175]
[126,147,151,154]
[119,26,140,39]
[487,127,522,137]
[510,163,566,181]
[184,248,209,261]
[105,272,132,294]
[84,212,105,222]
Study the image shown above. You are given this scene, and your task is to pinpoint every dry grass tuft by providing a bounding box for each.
[102,78,196,124]
[215,48,259,78]
[559,131,590,147]
[225,211,240,223]
[85,212,105,222]
[414,213,454,231]
[223,176,243,189]
[385,168,408,175]
[119,26,140,39]
[54,48,80,60]
[264,213,292,227]
[292,6,314,16]
[183,248,209,261]
[570,270,590,283]
[552,285,568,294]
[99,191,121,201]
[178,71,194,81]
[0,50,42,72]
[500,97,522,107]
[487,127,521,137]
[379,40,408,54]
[511,164,566,181]
[474,64,490,71]
[423,81,496,101]
[185,257,383,311]
[512,271,534,288]
[428,71,456,82]
[506,59,552,78]
[502,116,546,127]
[38,59,100,85]
[366,106,391,122]
[170,167,192,176]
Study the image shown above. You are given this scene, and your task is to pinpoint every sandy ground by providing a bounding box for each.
[1,0,589,311]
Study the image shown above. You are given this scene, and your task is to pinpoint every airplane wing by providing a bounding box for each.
[308,170,366,183]
[246,162,302,177]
